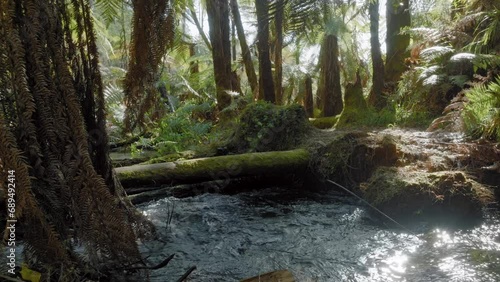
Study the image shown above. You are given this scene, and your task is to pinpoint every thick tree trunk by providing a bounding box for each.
[274,0,284,104]
[385,0,411,84]
[367,0,386,110]
[255,0,275,103]
[116,149,309,188]
[303,75,314,117]
[206,0,236,110]
[317,34,342,117]
[230,0,259,97]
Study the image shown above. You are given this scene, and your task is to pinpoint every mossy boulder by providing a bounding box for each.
[360,167,494,219]
[228,102,311,152]
[310,132,399,185]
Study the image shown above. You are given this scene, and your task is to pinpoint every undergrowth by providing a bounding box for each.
[463,76,500,141]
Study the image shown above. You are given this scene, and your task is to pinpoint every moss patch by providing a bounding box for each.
[360,167,494,219]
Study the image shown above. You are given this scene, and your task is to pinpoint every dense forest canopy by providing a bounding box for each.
[0,0,499,280]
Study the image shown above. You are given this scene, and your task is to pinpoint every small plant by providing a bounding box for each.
[132,100,216,155]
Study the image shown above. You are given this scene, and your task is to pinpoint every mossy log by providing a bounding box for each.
[116,149,310,189]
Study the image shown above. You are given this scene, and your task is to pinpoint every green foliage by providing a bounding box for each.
[392,69,436,128]
[229,102,310,152]
[462,76,500,141]
[132,100,216,155]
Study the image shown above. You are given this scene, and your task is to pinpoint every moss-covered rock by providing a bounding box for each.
[360,167,494,219]
[310,132,399,185]
[228,102,311,152]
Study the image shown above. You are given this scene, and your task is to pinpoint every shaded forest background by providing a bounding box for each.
[0,0,499,280]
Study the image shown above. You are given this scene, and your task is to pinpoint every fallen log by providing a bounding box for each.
[116,149,309,189]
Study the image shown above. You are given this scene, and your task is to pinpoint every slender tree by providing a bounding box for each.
[274,0,285,104]
[255,0,276,103]
[385,0,411,84]
[230,0,259,97]
[207,0,238,110]
[367,0,386,109]
[303,75,314,117]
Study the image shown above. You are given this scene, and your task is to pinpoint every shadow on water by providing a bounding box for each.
[138,186,500,282]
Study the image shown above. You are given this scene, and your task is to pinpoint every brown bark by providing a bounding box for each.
[385,0,411,84]
[230,0,258,97]
[303,75,314,117]
[317,34,342,117]
[274,0,284,104]
[189,44,199,75]
[367,0,386,110]
[206,0,236,109]
[255,0,275,103]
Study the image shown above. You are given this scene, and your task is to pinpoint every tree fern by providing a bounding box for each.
[463,76,500,141]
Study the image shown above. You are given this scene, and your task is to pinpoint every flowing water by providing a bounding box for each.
[138,187,500,282]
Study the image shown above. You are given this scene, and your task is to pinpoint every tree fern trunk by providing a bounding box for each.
[255,0,275,103]
[385,0,411,85]
[368,0,386,110]
[304,75,314,117]
[317,34,342,117]
[274,0,284,104]
[207,0,235,110]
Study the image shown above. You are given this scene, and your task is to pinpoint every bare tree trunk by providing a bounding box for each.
[367,0,386,110]
[303,75,314,117]
[385,0,411,85]
[317,34,342,117]
[189,44,199,75]
[207,0,236,110]
[230,0,258,97]
[255,0,275,103]
[188,7,212,50]
[274,0,284,104]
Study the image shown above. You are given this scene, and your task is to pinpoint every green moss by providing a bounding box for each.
[360,168,494,218]
[228,102,311,152]
[309,116,339,129]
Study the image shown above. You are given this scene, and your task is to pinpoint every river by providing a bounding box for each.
[138,187,500,282]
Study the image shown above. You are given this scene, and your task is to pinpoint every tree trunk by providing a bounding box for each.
[188,7,212,50]
[230,0,259,98]
[116,149,310,188]
[274,0,284,104]
[255,0,276,103]
[207,0,236,110]
[367,0,386,110]
[317,34,343,117]
[385,0,411,84]
[189,9,212,50]
[303,75,314,117]
[189,44,199,75]
[0,0,151,277]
